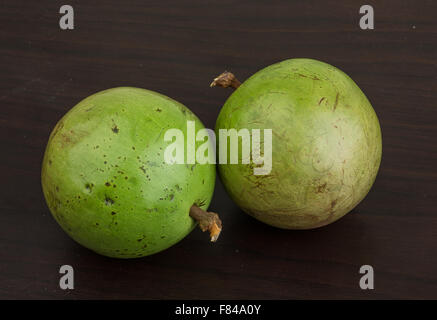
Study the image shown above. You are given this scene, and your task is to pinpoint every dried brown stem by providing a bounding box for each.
[189,205,222,242]
[210,71,241,89]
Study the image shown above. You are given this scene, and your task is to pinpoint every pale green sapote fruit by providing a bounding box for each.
[42,87,220,258]
[212,58,382,229]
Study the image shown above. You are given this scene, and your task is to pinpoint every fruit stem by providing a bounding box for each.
[210,71,241,89]
[189,205,222,242]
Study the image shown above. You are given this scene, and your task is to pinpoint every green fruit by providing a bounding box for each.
[42,87,220,258]
[213,58,382,229]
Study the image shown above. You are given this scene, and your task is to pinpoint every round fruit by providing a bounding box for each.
[212,58,382,229]
[42,87,220,258]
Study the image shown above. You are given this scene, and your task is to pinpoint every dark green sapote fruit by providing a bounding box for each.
[211,58,382,229]
[42,87,221,258]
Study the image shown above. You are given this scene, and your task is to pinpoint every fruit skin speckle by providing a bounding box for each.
[41,87,215,258]
[215,59,382,229]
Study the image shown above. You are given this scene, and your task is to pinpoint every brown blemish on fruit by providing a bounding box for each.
[298,73,320,80]
[330,199,338,210]
[60,132,72,145]
[333,93,339,111]
[316,183,327,193]
[59,129,89,148]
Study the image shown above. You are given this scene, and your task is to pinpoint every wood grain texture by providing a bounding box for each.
[0,0,436,299]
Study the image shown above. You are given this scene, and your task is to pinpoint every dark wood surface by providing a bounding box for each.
[1,0,436,299]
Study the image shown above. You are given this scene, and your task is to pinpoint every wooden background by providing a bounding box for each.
[1,0,436,299]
